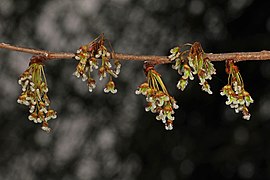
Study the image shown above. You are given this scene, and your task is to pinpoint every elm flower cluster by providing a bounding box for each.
[135,66,179,130]
[17,57,57,132]
[73,35,121,93]
[169,42,216,94]
[220,60,254,120]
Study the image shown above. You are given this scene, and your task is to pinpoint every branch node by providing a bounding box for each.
[29,55,47,65]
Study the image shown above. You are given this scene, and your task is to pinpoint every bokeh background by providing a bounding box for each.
[0,0,270,179]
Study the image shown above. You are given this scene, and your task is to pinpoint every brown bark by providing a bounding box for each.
[1,42,270,63]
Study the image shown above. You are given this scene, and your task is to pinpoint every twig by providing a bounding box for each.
[0,43,75,60]
[1,42,270,63]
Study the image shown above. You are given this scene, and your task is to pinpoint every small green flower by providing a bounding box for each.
[168,47,180,61]
[177,78,188,91]
[87,78,96,92]
[104,80,117,94]
[135,82,149,95]
[201,81,212,94]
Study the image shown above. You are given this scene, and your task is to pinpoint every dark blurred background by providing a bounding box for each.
[0,0,270,179]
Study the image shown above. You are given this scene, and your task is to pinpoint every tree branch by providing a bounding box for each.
[0,43,75,60]
[1,42,270,63]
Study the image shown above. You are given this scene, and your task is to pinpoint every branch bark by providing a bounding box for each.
[1,42,270,63]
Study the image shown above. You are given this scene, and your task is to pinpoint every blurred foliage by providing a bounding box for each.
[0,0,270,179]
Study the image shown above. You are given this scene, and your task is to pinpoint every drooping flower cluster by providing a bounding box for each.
[168,42,216,94]
[73,34,120,94]
[220,60,254,120]
[135,64,179,130]
[17,56,57,132]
